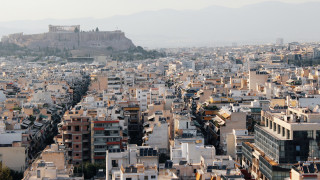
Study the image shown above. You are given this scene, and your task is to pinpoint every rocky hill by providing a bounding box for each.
[1,28,135,52]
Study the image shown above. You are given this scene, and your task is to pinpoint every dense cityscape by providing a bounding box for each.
[0,22,319,180]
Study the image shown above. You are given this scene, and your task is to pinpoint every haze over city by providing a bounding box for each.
[0,0,319,47]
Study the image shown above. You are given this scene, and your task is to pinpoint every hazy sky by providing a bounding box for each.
[0,0,318,22]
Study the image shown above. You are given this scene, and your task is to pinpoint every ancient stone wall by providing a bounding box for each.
[2,30,135,51]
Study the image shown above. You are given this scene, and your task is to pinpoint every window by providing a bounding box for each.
[296,146,300,151]
[317,130,320,140]
[76,145,79,148]
[75,126,80,131]
[126,178,132,180]
[151,175,156,179]
[144,176,148,180]
[95,131,103,134]
[95,123,103,127]
[308,130,314,139]
[95,152,105,156]
[37,170,41,178]
[112,160,118,167]
[76,136,79,140]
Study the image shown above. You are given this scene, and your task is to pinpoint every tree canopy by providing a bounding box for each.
[0,162,13,180]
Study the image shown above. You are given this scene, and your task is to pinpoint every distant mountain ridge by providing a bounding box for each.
[0,2,319,48]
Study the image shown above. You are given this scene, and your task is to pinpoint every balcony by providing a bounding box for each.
[63,130,72,134]
[104,126,121,130]
[65,139,72,143]
[107,141,121,145]
[105,134,120,137]
[94,141,106,145]
[73,156,82,160]
[94,148,107,152]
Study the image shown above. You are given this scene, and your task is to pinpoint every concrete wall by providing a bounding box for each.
[145,122,169,154]
[226,133,235,158]
[220,112,247,153]
[0,147,26,171]
[42,151,66,170]
[249,70,268,92]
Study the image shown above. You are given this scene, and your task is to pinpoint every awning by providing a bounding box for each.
[40,114,48,119]
[23,120,31,125]
[145,128,153,133]
[34,122,43,127]
[21,123,29,127]
[221,113,230,119]
[148,115,155,121]
[196,173,201,180]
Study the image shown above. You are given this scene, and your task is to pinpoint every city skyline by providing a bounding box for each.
[1,1,320,179]
[0,1,320,48]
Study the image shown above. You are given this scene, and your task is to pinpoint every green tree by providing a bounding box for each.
[10,170,23,180]
[84,162,96,179]
[74,162,105,179]
[95,27,99,32]
[0,162,13,180]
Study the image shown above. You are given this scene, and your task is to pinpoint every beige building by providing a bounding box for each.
[226,129,254,162]
[214,111,247,154]
[248,69,269,92]
[106,145,159,180]
[0,129,27,171]
[23,143,82,180]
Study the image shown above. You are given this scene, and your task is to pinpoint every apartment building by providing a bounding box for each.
[23,143,82,180]
[58,108,91,165]
[226,129,254,163]
[290,161,320,180]
[106,144,158,180]
[91,118,123,163]
[242,107,320,180]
